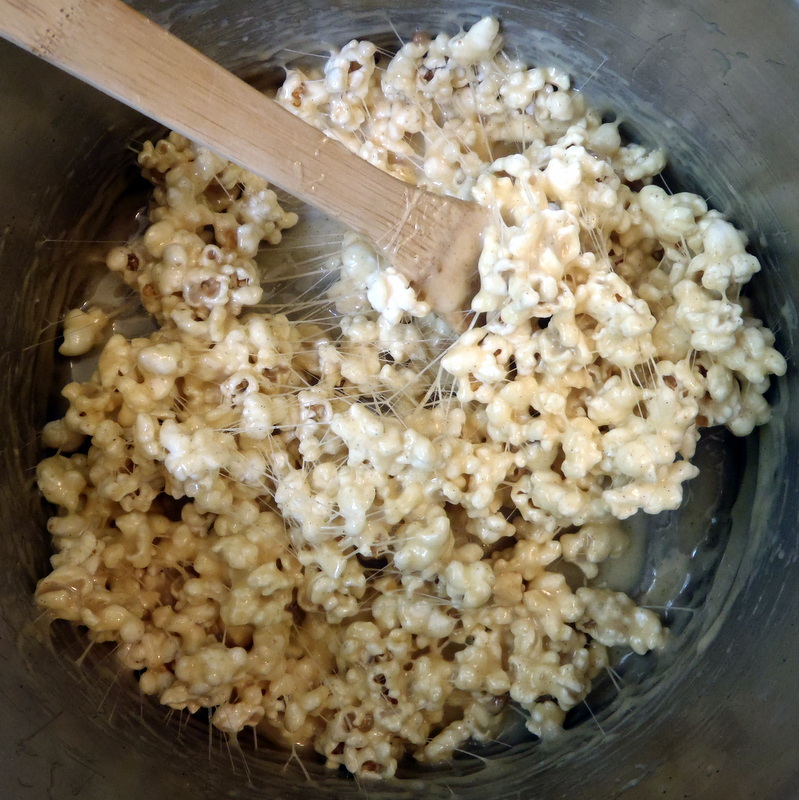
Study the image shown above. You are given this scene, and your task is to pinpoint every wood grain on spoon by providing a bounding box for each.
[0,0,487,327]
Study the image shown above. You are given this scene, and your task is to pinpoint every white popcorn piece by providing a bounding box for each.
[59,306,109,356]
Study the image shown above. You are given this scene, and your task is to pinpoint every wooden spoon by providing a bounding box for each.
[0,0,487,328]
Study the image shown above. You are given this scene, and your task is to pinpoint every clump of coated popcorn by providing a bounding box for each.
[36,17,784,780]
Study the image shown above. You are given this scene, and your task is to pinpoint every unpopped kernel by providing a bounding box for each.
[36,17,784,779]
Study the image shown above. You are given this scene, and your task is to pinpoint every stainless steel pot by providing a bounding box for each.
[1,1,797,797]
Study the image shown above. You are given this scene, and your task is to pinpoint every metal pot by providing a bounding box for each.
[1,1,797,797]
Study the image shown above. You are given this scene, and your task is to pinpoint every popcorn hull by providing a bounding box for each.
[0,0,796,798]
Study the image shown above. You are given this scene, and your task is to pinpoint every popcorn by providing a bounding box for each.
[59,306,109,356]
[365,267,431,324]
[442,559,495,609]
[35,15,784,781]
[576,588,668,655]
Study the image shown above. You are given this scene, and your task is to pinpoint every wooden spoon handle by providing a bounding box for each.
[0,0,420,258]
